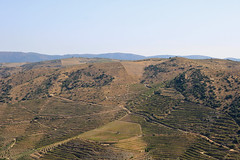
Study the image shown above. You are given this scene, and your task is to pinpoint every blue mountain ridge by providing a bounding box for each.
[0,51,239,63]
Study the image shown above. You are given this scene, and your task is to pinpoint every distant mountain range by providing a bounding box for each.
[0,51,239,63]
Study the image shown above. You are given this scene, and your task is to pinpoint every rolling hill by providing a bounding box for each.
[0,52,145,63]
[1,51,240,64]
[0,57,240,159]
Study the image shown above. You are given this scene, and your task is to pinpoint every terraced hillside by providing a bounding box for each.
[39,139,132,160]
[0,57,240,159]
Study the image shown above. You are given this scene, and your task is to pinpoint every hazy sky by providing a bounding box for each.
[1,0,240,58]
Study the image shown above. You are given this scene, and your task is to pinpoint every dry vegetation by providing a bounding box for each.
[0,57,240,159]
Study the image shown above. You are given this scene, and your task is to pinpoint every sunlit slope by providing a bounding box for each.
[0,57,240,159]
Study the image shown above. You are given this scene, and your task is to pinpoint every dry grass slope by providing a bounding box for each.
[1,57,240,159]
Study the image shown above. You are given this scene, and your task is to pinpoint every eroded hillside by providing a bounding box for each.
[0,57,240,159]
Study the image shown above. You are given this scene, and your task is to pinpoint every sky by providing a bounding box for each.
[0,0,240,58]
